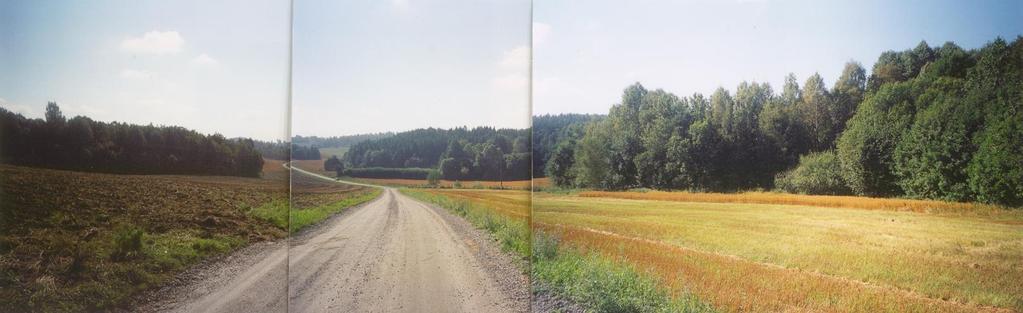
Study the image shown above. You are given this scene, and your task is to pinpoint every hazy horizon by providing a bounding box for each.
[291,0,532,138]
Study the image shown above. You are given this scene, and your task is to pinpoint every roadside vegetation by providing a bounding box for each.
[288,172,381,233]
[401,188,717,312]
[400,189,529,256]
[0,164,288,312]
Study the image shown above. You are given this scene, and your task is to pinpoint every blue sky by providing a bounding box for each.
[534,0,1023,115]
[292,0,532,136]
[0,1,291,140]
[3,1,1020,139]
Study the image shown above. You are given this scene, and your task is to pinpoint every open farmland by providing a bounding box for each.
[0,164,288,311]
[533,192,1023,312]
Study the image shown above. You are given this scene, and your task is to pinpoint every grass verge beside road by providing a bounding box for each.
[400,188,715,312]
[289,189,381,233]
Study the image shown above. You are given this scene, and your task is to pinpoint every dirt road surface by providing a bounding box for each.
[140,170,527,313]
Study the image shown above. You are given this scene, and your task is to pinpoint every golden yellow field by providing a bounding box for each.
[534,192,1023,312]
[406,189,529,222]
[351,177,533,189]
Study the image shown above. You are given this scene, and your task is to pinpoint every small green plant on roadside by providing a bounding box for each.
[110,225,144,261]
[246,199,289,230]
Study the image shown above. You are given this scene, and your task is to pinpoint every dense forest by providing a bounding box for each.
[0,103,264,177]
[343,127,531,181]
[252,139,289,160]
[292,133,393,148]
[291,144,321,160]
[531,114,603,181]
[541,37,1023,206]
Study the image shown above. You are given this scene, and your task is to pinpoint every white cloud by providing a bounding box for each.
[120,31,184,55]
[533,22,551,46]
[499,45,529,70]
[191,53,220,66]
[0,98,40,117]
[120,69,154,80]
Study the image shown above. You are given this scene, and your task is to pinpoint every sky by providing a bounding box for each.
[292,0,532,137]
[534,0,1023,115]
[0,1,291,141]
[4,1,1020,139]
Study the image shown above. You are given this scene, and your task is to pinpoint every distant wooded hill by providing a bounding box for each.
[0,103,264,177]
[292,133,393,148]
[343,127,530,181]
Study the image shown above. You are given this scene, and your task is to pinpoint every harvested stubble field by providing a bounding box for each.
[0,163,289,311]
[290,159,330,177]
[534,192,1023,312]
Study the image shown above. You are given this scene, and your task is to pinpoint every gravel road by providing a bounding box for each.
[139,171,527,312]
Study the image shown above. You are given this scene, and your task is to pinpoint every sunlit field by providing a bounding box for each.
[350,178,533,190]
[534,192,1023,312]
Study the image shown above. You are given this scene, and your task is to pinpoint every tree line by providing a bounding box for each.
[343,127,531,181]
[540,37,1022,206]
[292,133,393,148]
[0,103,264,177]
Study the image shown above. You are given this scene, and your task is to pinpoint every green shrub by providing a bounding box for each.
[776,150,851,195]
[968,111,1023,206]
[426,169,441,186]
[893,87,980,202]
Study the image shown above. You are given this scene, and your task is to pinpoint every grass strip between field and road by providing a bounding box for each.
[288,188,382,233]
[399,188,717,313]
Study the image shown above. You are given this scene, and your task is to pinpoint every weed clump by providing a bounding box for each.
[110,226,144,261]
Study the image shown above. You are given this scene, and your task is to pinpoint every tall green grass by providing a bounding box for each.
[532,231,716,313]
[246,199,289,230]
[289,189,382,233]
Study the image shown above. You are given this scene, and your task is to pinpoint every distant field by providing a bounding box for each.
[290,159,328,176]
[405,189,528,221]
[318,146,349,159]
[0,164,288,311]
[350,177,533,190]
[534,192,1023,312]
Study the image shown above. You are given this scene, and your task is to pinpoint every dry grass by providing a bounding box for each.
[532,177,552,188]
[261,158,290,182]
[290,159,329,176]
[409,189,529,222]
[349,177,533,190]
[536,223,1012,313]
[580,191,1020,219]
[534,192,1023,312]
